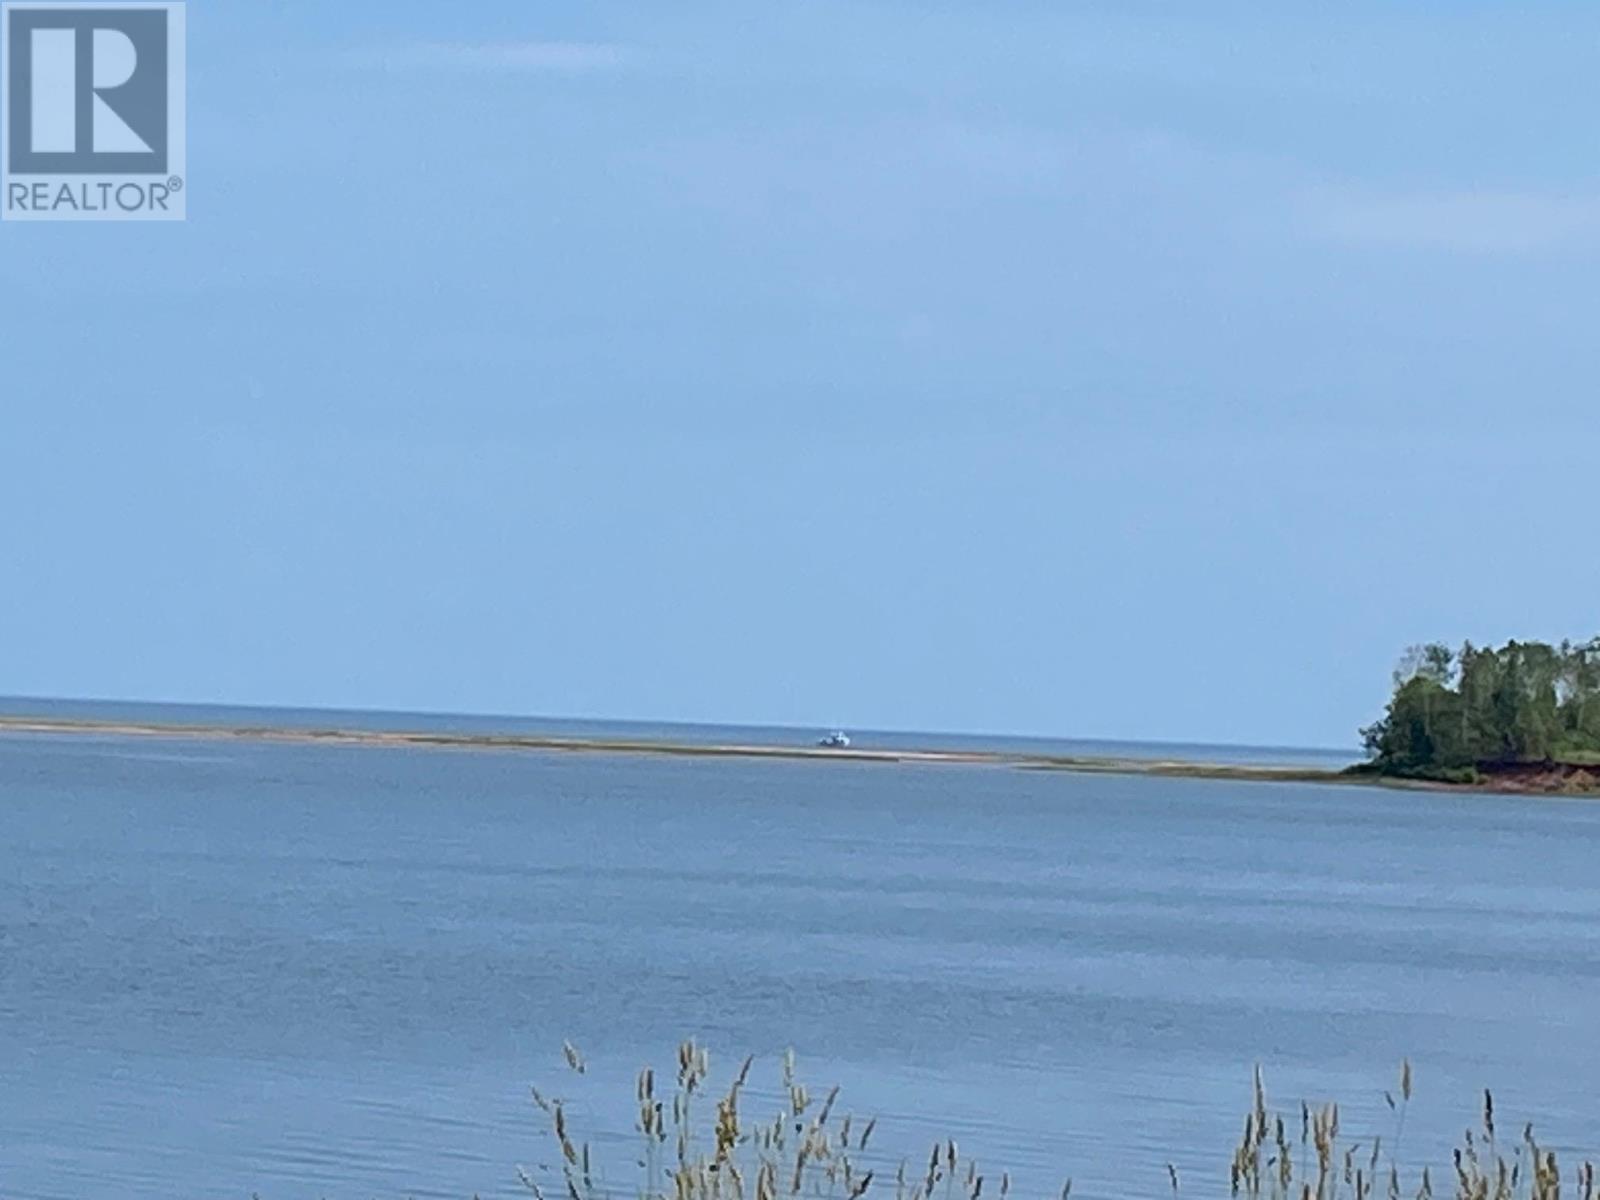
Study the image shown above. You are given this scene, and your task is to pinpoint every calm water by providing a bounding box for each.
[2,716,1598,1199]
[0,696,1360,769]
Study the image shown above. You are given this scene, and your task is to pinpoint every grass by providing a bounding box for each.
[516,1043,1596,1200]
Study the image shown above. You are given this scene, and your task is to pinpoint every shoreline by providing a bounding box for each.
[0,714,1374,787]
[1,714,1593,796]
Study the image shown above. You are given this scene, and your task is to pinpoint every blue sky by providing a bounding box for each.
[2,1,1597,748]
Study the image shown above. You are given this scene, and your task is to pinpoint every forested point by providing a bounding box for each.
[1357,637,1600,785]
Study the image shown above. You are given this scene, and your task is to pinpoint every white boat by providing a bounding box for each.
[818,731,851,748]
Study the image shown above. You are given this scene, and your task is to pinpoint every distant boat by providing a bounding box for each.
[818,731,852,748]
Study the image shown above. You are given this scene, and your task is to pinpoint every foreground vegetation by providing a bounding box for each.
[518,1042,1595,1200]
[1357,638,1600,788]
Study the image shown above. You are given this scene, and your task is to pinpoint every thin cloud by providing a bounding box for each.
[1302,187,1600,254]
[350,41,630,74]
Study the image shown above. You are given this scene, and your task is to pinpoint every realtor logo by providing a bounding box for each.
[2,1,185,220]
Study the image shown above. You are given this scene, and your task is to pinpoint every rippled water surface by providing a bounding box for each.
[2,715,1597,1199]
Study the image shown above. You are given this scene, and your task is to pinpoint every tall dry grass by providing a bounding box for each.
[518,1043,1594,1200]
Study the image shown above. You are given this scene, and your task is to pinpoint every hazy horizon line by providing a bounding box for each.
[0,691,1359,756]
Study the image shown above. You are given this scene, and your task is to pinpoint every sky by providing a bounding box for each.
[1,1,1597,750]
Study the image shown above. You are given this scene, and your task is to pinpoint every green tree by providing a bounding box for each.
[1361,635,1600,778]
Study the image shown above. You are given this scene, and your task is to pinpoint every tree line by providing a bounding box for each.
[1359,637,1600,779]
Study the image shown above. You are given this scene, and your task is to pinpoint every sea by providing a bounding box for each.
[1,699,1596,1199]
